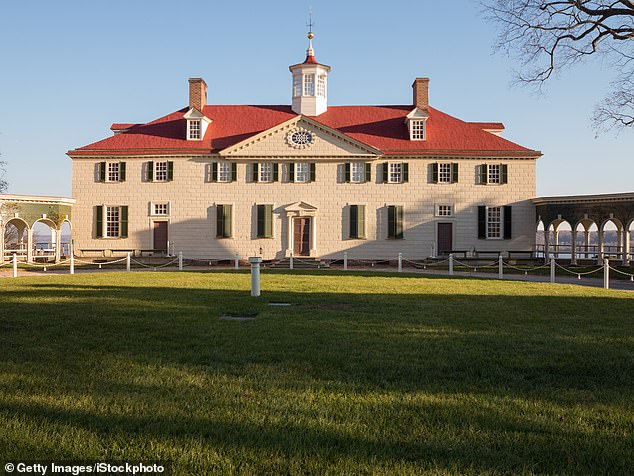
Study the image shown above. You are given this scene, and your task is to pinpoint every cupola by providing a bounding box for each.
[289,29,331,116]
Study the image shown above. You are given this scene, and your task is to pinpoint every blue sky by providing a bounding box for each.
[1,0,632,197]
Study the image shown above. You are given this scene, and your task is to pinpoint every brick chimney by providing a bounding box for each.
[412,77,430,111]
[188,78,207,111]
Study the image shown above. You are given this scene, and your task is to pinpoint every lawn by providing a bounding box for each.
[1,271,633,475]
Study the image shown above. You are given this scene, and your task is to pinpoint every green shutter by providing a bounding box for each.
[120,206,128,238]
[119,162,126,182]
[289,162,294,182]
[395,205,404,239]
[357,205,365,239]
[478,206,486,239]
[310,163,316,182]
[452,163,459,183]
[365,163,371,183]
[257,205,265,238]
[96,206,103,238]
[501,164,508,184]
[387,206,395,238]
[167,161,174,181]
[252,163,259,182]
[223,204,232,238]
[402,163,409,183]
[344,163,351,183]
[479,164,487,185]
[211,162,218,182]
[432,163,438,183]
[99,162,106,182]
[273,163,279,182]
[231,162,237,182]
[264,204,273,238]
[349,205,358,239]
[216,205,223,238]
[382,163,389,183]
[147,161,154,182]
[504,206,512,239]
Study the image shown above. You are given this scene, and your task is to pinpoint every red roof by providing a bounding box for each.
[69,105,540,157]
[468,122,505,131]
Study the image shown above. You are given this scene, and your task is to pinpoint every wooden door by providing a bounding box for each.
[293,218,311,256]
[153,221,168,252]
[437,223,453,256]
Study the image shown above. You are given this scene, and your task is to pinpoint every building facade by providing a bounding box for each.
[68,34,541,260]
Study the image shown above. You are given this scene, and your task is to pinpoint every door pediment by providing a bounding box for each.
[285,201,318,216]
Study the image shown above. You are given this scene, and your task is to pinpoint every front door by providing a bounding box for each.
[437,222,453,256]
[153,221,168,253]
[293,218,311,256]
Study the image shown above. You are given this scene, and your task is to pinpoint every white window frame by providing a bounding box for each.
[293,75,302,97]
[150,202,170,217]
[487,206,502,239]
[105,206,121,238]
[435,204,454,217]
[259,162,273,183]
[295,162,310,183]
[410,120,426,140]
[388,163,403,184]
[351,162,365,183]
[218,162,231,183]
[438,163,452,183]
[487,164,501,184]
[188,119,202,140]
[303,74,315,96]
[106,162,120,182]
[317,75,326,97]
[154,161,168,182]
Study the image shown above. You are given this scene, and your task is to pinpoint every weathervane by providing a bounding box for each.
[306,7,315,56]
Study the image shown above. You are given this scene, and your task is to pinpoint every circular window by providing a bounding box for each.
[290,130,313,146]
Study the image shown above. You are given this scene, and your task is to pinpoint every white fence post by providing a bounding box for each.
[398,252,403,272]
[550,258,555,283]
[344,252,348,271]
[498,255,503,280]
[431,243,436,259]
[449,253,454,276]
[234,254,239,270]
[604,258,610,290]
[12,253,17,278]
[178,251,183,271]
[126,252,131,272]
[70,253,75,275]
[290,253,294,270]
[249,257,262,297]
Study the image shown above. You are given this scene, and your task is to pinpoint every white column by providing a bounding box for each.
[13,253,18,278]
[344,251,348,271]
[0,224,4,265]
[26,228,33,263]
[604,259,610,290]
[621,229,629,266]
[543,226,550,263]
[287,216,294,257]
[249,257,262,297]
[311,215,317,256]
[55,227,61,263]
[449,253,454,276]
[398,252,402,272]
[550,258,556,283]
[553,228,559,258]
[498,255,503,279]
[584,229,590,259]
[625,228,632,264]
[597,229,604,265]
[178,251,183,271]
[126,252,131,272]
[570,229,577,265]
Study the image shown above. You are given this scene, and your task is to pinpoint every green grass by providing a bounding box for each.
[1,271,633,475]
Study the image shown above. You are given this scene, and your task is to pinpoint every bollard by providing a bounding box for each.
[498,255,503,280]
[12,253,17,278]
[235,254,239,270]
[70,253,75,275]
[604,258,609,290]
[550,258,555,283]
[178,251,183,271]
[249,257,262,297]
[449,253,454,276]
[398,252,402,272]
[344,251,348,271]
[290,253,294,270]
[126,252,131,272]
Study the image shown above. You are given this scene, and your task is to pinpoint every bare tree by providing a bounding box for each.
[0,160,6,193]
[0,161,16,245]
[483,0,634,131]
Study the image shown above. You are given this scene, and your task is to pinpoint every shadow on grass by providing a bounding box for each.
[1,274,633,473]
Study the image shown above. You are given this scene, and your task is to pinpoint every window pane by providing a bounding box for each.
[351,162,365,183]
[259,162,273,182]
[189,120,201,139]
[293,75,302,97]
[317,75,326,97]
[295,162,310,182]
[487,207,502,238]
[107,162,120,182]
[218,162,231,182]
[488,164,501,184]
[438,163,451,183]
[155,162,168,182]
[304,74,315,96]
[106,206,120,237]
[389,163,402,183]
[411,120,425,140]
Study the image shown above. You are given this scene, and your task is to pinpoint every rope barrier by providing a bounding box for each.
[554,261,604,276]
[130,258,179,269]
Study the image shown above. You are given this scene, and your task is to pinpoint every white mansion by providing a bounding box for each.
[68,33,541,261]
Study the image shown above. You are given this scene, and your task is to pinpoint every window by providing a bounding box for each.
[218,162,232,182]
[304,74,315,96]
[259,163,273,182]
[383,162,408,184]
[478,164,508,185]
[293,75,302,97]
[108,163,120,182]
[349,205,365,239]
[188,120,201,140]
[152,203,169,216]
[155,162,168,182]
[295,162,310,183]
[216,204,232,238]
[438,163,451,183]
[387,205,404,239]
[487,207,502,239]
[410,120,425,140]
[252,163,278,182]
[317,75,326,97]
[351,162,365,183]
[147,161,173,182]
[96,205,128,239]
[98,162,125,182]
[256,204,273,238]
[432,163,458,184]
[435,204,453,217]
[389,163,402,183]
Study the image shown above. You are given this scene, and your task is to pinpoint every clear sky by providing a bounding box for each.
[1,0,632,198]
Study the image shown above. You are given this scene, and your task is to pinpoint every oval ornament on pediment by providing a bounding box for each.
[286,128,316,149]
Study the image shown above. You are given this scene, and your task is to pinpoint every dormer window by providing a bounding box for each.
[410,120,425,140]
[188,119,201,140]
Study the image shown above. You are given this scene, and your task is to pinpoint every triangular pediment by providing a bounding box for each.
[405,107,429,121]
[219,116,382,158]
[184,108,212,123]
[285,201,318,212]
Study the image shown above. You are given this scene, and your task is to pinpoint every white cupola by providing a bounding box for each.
[289,30,331,116]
